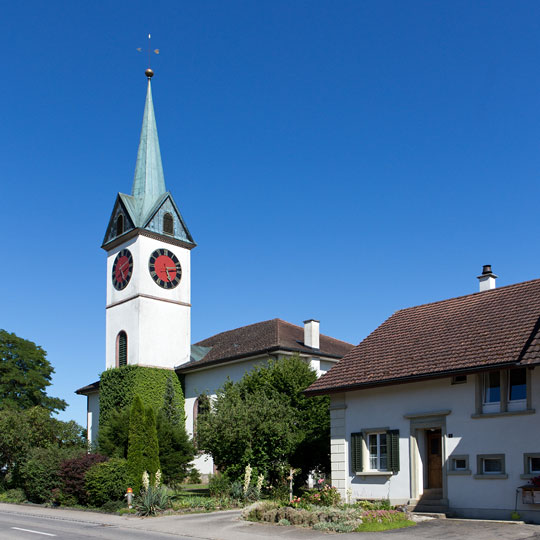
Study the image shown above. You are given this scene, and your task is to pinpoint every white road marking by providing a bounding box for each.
[11,527,56,537]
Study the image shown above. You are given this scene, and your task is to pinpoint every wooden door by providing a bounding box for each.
[426,429,442,488]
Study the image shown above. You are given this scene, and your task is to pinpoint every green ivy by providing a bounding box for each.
[99,366,184,428]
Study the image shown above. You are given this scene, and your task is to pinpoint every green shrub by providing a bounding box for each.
[85,458,129,507]
[0,488,26,503]
[208,473,231,497]
[187,467,201,484]
[19,446,80,503]
[299,485,341,507]
[278,518,291,526]
[59,453,108,505]
[143,407,160,481]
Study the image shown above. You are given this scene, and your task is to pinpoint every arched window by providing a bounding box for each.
[163,213,174,235]
[116,214,124,236]
[193,394,210,448]
[116,331,127,367]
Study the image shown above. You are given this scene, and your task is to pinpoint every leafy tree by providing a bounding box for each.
[0,330,66,412]
[197,355,330,481]
[127,395,146,493]
[0,407,85,487]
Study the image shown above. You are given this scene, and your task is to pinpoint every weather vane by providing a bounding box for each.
[137,34,159,78]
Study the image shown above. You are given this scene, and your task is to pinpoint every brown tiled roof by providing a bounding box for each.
[306,279,540,395]
[176,318,354,373]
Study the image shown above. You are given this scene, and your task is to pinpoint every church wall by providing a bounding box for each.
[87,392,100,446]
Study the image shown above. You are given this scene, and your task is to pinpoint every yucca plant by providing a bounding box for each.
[135,485,170,516]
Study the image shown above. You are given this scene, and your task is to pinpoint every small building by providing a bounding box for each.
[306,266,540,522]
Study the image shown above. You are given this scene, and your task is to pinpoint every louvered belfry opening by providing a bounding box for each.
[116,214,124,236]
[117,331,127,367]
[163,212,174,235]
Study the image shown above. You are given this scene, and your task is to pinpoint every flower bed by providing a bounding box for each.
[243,501,415,533]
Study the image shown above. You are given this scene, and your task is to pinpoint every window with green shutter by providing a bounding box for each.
[351,432,363,472]
[387,429,400,473]
[117,331,127,367]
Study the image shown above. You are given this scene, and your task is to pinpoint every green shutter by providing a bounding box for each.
[387,429,400,473]
[351,432,363,472]
[118,332,127,367]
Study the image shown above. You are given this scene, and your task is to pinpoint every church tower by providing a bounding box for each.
[102,69,195,371]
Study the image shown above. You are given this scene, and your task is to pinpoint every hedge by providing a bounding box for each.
[99,366,184,427]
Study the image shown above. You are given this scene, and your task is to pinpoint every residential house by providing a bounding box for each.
[306,266,540,522]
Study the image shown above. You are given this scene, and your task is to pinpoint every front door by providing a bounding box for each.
[426,429,442,488]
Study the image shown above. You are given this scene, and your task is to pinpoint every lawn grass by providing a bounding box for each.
[178,484,209,496]
[355,519,416,532]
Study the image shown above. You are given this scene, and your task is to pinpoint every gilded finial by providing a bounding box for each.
[145,68,154,78]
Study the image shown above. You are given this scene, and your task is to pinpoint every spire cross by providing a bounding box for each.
[137,34,160,76]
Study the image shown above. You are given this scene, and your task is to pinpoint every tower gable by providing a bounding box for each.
[102,195,136,246]
[143,193,195,245]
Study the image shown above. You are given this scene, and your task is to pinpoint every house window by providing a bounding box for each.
[509,368,526,401]
[368,433,388,471]
[522,453,540,478]
[351,430,400,474]
[116,214,124,236]
[448,454,471,475]
[476,368,531,416]
[116,331,127,367]
[163,213,174,235]
[475,454,507,479]
[483,371,500,403]
[451,375,467,385]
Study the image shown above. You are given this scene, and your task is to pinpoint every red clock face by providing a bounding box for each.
[112,249,133,290]
[149,249,182,289]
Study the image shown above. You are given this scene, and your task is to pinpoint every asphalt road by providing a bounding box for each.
[1,503,540,540]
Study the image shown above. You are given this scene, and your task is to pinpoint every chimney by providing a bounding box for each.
[304,319,320,349]
[477,265,498,292]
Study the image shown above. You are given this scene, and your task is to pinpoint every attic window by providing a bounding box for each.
[163,213,174,235]
[451,375,467,385]
[116,214,124,236]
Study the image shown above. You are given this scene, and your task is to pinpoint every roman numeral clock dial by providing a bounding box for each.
[112,249,133,290]
[149,248,182,289]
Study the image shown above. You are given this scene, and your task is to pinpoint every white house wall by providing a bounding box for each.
[332,369,540,521]
[87,392,100,446]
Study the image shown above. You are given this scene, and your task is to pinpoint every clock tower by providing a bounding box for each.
[102,69,195,371]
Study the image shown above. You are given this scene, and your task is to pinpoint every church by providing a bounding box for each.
[76,69,354,476]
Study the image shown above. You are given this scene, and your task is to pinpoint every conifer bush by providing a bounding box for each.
[127,396,146,493]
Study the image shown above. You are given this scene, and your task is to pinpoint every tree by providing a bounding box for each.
[156,409,194,485]
[143,406,160,481]
[127,396,146,493]
[97,406,130,458]
[0,330,66,412]
[197,355,329,481]
[0,406,85,487]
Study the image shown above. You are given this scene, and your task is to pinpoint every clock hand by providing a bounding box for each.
[165,267,171,280]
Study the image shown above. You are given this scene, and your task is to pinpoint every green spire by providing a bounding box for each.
[132,78,166,218]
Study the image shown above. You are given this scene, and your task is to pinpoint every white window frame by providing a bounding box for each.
[367,432,388,472]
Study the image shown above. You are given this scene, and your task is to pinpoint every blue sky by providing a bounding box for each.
[3,1,540,425]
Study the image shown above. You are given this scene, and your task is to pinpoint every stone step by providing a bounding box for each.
[411,505,449,514]
[411,511,447,519]
[417,498,447,506]
[419,489,443,500]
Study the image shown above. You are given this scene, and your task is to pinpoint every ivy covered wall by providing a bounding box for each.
[99,366,184,428]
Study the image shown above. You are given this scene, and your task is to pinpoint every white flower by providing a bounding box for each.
[142,471,150,491]
[243,464,252,495]
[155,469,162,488]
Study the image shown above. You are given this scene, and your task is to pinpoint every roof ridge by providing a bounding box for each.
[396,277,540,314]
